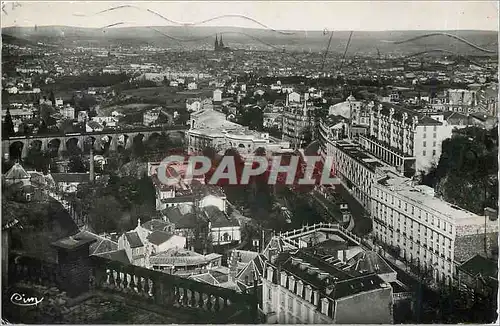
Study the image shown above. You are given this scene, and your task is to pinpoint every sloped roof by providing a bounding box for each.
[236,254,266,283]
[141,219,172,232]
[204,205,239,228]
[147,231,174,246]
[163,207,198,229]
[75,230,118,255]
[149,248,208,266]
[417,116,442,126]
[125,232,143,248]
[190,273,218,285]
[332,274,387,299]
[95,249,130,265]
[458,254,497,279]
[4,163,30,180]
[346,251,395,275]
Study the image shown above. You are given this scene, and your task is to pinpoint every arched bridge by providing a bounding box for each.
[2,125,188,159]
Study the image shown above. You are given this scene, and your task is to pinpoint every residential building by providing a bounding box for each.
[187,82,198,90]
[475,83,498,116]
[358,102,466,177]
[2,163,35,202]
[282,101,316,148]
[445,89,477,114]
[204,205,241,245]
[92,116,118,128]
[456,254,498,297]
[86,120,104,132]
[118,218,186,267]
[59,105,75,120]
[371,171,499,284]
[213,89,222,103]
[78,111,89,123]
[51,173,91,193]
[3,107,36,122]
[262,249,394,324]
[318,134,392,212]
[143,108,161,126]
[186,98,202,112]
[263,112,282,129]
[468,112,498,130]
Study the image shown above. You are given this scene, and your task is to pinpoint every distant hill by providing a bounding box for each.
[1,33,41,47]
[2,25,498,55]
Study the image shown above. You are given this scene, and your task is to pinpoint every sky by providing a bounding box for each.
[1,1,499,31]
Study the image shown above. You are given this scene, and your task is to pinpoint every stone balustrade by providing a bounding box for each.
[90,255,258,323]
[8,239,259,324]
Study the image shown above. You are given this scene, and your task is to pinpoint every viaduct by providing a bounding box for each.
[2,125,188,159]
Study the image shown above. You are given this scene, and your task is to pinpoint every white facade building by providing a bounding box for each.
[371,171,499,284]
[213,89,222,102]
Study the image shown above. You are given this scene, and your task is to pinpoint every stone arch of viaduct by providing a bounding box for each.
[2,129,186,159]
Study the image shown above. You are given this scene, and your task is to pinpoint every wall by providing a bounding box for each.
[117,234,132,262]
[453,231,498,263]
[334,287,393,324]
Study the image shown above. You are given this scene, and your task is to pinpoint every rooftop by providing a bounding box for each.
[147,230,174,246]
[4,163,30,180]
[273,250,388,300]
[376,172,493,224]
[124,232,143,248]
[149,248,215,266]
[346,251,395,275]
[335,140,391,173]
[457,254,498,280]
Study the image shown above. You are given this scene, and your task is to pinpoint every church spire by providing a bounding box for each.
[219,34,224,48]
[214,34,219,51]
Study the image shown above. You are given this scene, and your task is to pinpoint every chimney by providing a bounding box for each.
[89,146,95,182]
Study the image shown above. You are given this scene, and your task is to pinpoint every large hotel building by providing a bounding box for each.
[358,103,468,177]
[318,100,498,285]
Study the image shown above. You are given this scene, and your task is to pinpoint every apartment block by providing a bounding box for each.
[262,250,394,324]
[358,102,467,177]
[371,171,499,284]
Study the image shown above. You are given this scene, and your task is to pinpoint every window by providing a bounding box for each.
[423,141,426,147]
[423,133,427,138]
[433,126,437,131]
[433,141,436,147]
[433,133,437,138]
[424,126,427,131]
[432,150,436,156]
[268,289,272,300]
[423,150,426,156]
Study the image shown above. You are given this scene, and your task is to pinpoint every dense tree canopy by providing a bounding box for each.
[423,127,498,214]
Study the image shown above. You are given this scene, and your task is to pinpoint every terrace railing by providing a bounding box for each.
[90,256,258,323]
[279,222,364,246]
[7,247,259,324]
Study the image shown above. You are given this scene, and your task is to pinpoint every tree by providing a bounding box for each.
[68,155,87,173]
[89,196,122,233]
[3,108,15,137]
[24,148,51,173]
[49,90,56,106]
